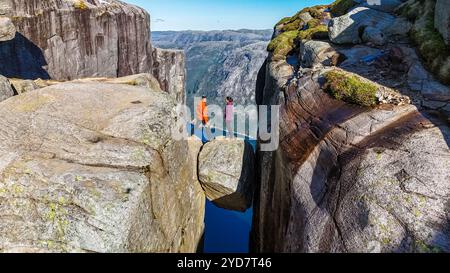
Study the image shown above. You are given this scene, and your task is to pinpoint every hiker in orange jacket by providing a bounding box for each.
[193,96,209,143]
[196,96,209,125]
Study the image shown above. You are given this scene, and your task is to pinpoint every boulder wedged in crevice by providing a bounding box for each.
[198,138,255,212]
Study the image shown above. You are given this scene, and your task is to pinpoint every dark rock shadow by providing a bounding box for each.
[0,32,50,79]
[196,231,205,253]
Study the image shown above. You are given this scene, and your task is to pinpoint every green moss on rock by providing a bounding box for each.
[330,0,356,17]
[270,5,331,60]
[275,5,329,33]
[400,0,450,84]
[267,30,299,60]
[324,70,378,106]
[298,24,329,40]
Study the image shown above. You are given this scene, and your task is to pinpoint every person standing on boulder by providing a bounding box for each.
[224,97,234,138]
[196,95,209,142]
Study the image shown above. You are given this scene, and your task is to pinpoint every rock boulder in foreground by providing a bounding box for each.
[0,80,205,253]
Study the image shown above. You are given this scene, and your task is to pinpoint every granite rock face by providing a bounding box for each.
[435,0,450,45]
[0,16,15,41]
[8,78,39,94]
[2,0,152,80]
[0,0,185,101]
[198,138,255,212]
[0,80,205,253]
[253,1,450,253]
[328,7,396,44]
[299,40,338,68]
[354,0,404,13]
[152,47,186,104]
[0,75,14,102]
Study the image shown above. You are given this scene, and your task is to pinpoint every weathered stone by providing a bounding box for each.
[0,75,14,102]
[253,53,450,253]
[198,138,255,212]
[9,78,39,94]
[0,0,185,102]
[298,12,314,24]
[338,46,384,67]
[362,26,386,45]
[435,0,450,45]
[2,0,151,80]
[0,16,15,41]
[407,62,450,102]
[385,17,413,37]
[421,80,450,102]
[422,100,447,110]
[0,81,204,253]
[329,7,396,44]
[408,62,430,92]
[300,40,338,68]
[354,0,404,13]
[152,48,186,104]
[73,73,163,91]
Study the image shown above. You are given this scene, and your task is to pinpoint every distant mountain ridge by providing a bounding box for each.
[153,29,272,48]
[152,29,272,107]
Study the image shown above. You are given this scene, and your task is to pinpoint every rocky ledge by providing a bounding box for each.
[0,75,205,253]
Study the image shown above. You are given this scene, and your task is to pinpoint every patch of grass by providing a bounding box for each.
[275,5,329,33]
[330,0,356,17]
[302,5,329,19]
[267,30,299,61]
[324,70,378,106]
[270,4,330,60]
[298,24,329,40]
[398,0,423,21]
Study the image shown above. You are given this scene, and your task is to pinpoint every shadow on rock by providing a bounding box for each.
[0,32,50,79]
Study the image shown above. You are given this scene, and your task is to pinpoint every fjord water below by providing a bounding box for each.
[204,201,253,253]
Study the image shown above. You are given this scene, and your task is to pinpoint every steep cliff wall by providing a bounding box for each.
[152,47,186,104]
[253,3,450,253]
[0,0,184,100]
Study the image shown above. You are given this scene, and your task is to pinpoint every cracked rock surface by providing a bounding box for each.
[0,81,205,253]
[253,1,450,253]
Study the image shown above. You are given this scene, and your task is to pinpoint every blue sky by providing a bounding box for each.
[123,0,333,31]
